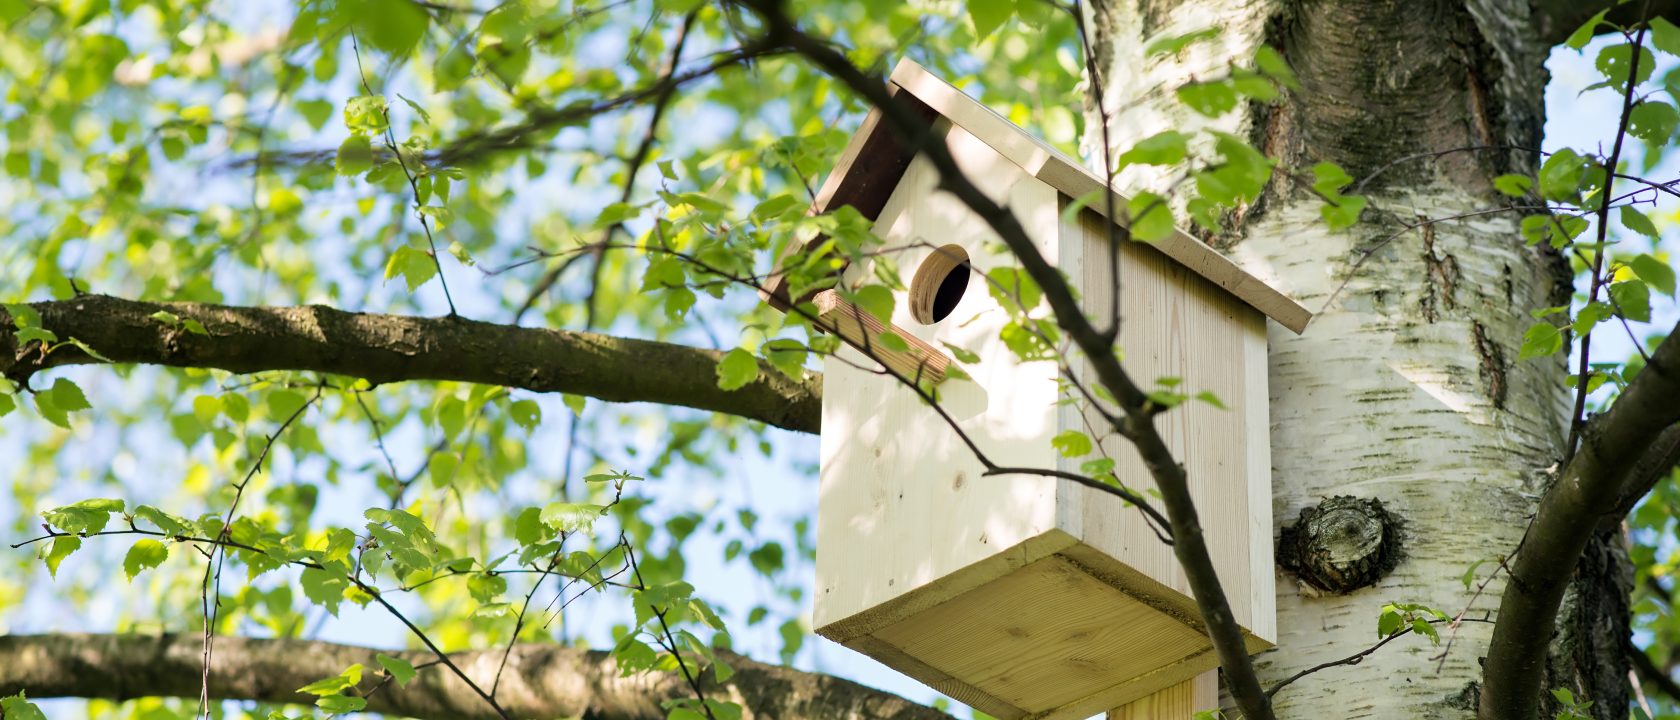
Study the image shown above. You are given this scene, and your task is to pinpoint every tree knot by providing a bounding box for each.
[1279,495,1404,594]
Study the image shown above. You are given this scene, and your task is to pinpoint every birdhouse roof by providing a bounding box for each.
[766,58,1311,334]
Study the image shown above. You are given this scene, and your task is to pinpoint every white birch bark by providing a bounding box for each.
[1083,0,1599,716]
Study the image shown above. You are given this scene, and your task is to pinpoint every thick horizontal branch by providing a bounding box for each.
[1480,322,1680,719]
[0,632,949,720]
[0,295,820,433]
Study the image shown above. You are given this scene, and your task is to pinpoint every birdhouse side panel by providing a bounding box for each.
[814,125,1069,636]
[1053,206,1275,642]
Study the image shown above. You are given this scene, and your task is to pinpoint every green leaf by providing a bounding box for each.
[1538,149,1585,201]
[750,194,803,222]
[1377,605,1404,637]
[1628,101,1679,142]
[716,348,760,391]
[1653,16,1680,56]
[316,695,367,714]
[447,241,473,266]
[42,498,123,534]
[967,0,1014,38]
[1610,280,1652,322]
[42,536,80,578]
[762,339,809,380]
[467,572,507,602]
[1574,302,1612,336]
[851,285,895,325]
[508,399,541,431]
[296,98,334,130]
[1620,206,1660,238]
[1253,45,1300,89]
[942,342,981,364]
[1595,43,1656,91]
[1,693,47,720]
[540,502,605,533]
[1145,27,1220,57]
[875,331,910,353]
[1631,254,1676,296]
[123,539,168,581]
[1310,162,1354,196]
[0,392,12,418]
[1176,81,1238,117]
[1321,195,1367,231]
[266,389,308,420]
[336,135,376,176]
[1051,430,1093,458]
[986,266,1042,314]
[1566,9,1611,50]
[1461,558,1489,590]
[1117,131,1188,168]
[512,507,546,546]
[300,566,347,615]
[376,654,417,686]
[397,93,432,125]
[51,377,91,412]
[1493,174,1533,197]
[1518,322,1565,360]
[748,542,784,577]
[1127,192,1174,242]
[344,0,428,55]
[134,505,189,536]
[384,246,438,293]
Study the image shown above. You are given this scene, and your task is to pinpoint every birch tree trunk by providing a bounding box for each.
[1084,0,1630,716]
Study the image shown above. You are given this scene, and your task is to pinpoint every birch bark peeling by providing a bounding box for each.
[0,295,822,434]
[0,632,951,720]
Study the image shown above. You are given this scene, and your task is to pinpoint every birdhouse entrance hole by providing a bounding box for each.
[911,244,970,324]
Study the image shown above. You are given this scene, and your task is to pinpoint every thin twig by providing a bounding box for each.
[198,380,324,719]
[1565,22,1648,465]
[350,33,459,317]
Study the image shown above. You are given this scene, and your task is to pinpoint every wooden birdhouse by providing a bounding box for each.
[763,59,1310,719]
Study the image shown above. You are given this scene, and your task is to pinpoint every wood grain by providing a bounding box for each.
[1107,672,1219,720]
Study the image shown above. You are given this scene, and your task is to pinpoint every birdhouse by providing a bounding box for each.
[763,59,1310,719]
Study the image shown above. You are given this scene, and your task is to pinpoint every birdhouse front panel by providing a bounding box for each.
[815,121,1068,635]
[782,59,1307,720]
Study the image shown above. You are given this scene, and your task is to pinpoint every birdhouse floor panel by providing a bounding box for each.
[826,547,1233,719]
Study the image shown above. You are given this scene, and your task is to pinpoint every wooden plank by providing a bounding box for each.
[870,555,1210,716]
[1059,206,1268,637]
[1107,672,1218,720]
[812,290,950,384]
[1242,311,1278,644]
[886,57,1311,334]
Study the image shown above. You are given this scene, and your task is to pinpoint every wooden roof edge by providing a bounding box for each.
[759,84,937,310]
[887,58,1312,335]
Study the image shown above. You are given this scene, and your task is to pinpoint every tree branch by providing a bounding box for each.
[1533,0,1680,47]
[0,295,820,433]
[0,632,951,720]
[1480,322,1680,719]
